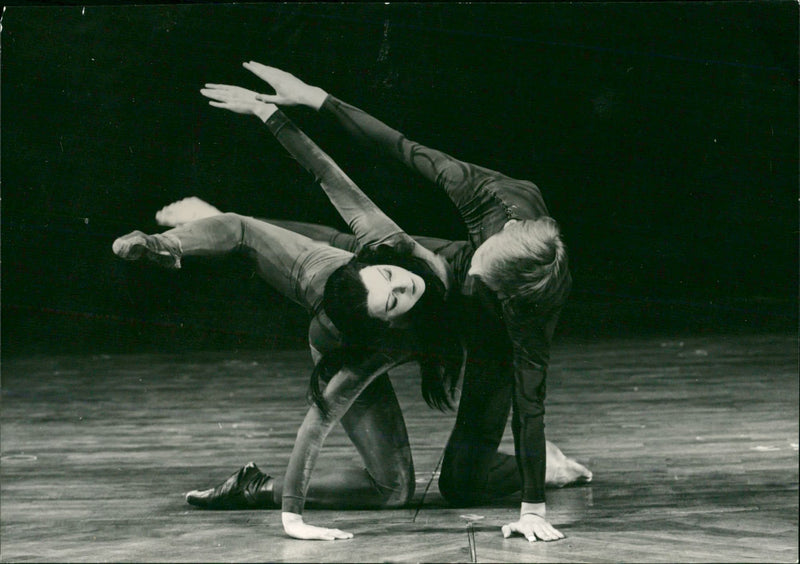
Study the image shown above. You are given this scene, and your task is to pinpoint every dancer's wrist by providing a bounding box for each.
[254,103,279,123]
[282,511,303,525]
[520,501,546,519]
[304,86,328,111]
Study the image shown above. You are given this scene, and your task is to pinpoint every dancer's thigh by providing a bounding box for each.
[255,219,361,253]
[340,373,415,503]
[440,358,513,504]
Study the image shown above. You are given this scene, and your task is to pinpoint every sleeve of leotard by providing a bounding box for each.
[511,346,548,504]
[264,110,414,251]
[281,351,408,515]
[320,95,549,246]
[506,299,566,504]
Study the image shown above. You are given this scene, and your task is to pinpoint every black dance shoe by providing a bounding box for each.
[185,462,275,510]
[112,230,181,269]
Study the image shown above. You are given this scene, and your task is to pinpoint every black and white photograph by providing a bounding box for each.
[1,2,797,562]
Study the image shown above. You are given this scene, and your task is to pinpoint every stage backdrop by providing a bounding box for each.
[2,3,797,355]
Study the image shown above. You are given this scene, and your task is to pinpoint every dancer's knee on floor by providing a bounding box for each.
[374,473,415,508]
[438,468,483,507]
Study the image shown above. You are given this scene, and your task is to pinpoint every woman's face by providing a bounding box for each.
[359,265,426,323]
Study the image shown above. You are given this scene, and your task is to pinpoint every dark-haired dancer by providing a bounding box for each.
[114,97,463,540]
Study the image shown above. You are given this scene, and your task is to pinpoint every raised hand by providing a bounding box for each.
[282,512,353,541]
[200,84,278,122]
[501,513,565,543]
[243,62,328,110]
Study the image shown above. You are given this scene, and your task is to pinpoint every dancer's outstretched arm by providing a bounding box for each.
[200,83,451,291]
[247,62,548,246]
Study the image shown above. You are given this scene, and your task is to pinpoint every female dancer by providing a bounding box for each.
[241,63,578,543]
[113,97,463,540]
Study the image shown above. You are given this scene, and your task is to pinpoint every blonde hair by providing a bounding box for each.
[481,217,570,311]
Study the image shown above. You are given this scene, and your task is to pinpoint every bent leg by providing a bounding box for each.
[270,373,414,509]
[439,357,592,506]
[439,357,514,505]
[453,441,592,502]
[187,373,414,511]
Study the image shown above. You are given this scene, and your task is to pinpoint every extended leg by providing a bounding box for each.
[114,213,352,310]
[439,356,592,506]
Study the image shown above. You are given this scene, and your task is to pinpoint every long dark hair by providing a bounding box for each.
[310,244,463,417]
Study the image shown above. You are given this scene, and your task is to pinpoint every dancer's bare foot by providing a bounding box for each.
[545,440,593,487]
[155,197,223,227]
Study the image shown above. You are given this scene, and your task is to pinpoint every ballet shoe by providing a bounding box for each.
[112,230,181,269]
[155,197,222,227]
[185,462,275,510]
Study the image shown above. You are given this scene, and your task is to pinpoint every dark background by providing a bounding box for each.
[2,2,797,356]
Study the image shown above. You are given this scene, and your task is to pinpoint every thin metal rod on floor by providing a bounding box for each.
[467,522,477,562]
[412,446,446,523]
[460,514,484,563]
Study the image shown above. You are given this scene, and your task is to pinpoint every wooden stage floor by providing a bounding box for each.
[1,333,797,562]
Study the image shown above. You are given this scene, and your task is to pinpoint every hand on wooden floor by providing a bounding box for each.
[502,514,565,543]
[282,512,354,541]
